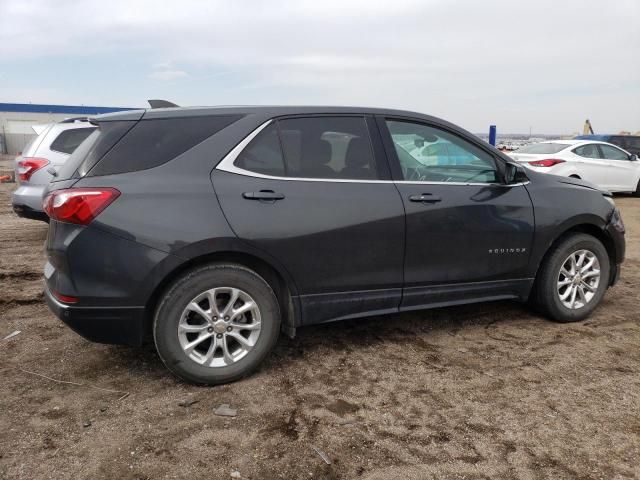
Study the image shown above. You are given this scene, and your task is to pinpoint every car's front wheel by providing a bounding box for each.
[153,263,281,385]
[532,233,610,322]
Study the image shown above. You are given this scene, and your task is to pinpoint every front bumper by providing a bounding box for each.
[605,208,625,286]
[45,285,145,345]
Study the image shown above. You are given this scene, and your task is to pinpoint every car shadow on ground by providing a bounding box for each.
[102,299,538,383]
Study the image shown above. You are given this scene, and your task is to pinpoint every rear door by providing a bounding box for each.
[378,117,535,309]
[212,115,405,325]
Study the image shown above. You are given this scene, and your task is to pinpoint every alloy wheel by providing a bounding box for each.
[556,249,601,310]
[177,287,261,367]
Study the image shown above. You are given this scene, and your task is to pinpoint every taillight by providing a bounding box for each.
[52,291,79,304]
[43,188,120,225]
[18,157,49,182]
[528,159,565,167]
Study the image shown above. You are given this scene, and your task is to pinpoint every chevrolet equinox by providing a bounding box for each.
[42,106,626,384]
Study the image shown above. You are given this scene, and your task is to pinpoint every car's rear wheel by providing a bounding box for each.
[153,263,280,385]
[532,233,610,322]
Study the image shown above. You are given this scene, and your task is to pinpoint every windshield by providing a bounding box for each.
[517,143,569,154]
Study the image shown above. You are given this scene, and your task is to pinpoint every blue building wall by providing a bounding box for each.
[0,103,133,115]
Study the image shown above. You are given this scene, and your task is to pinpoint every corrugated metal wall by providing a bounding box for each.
[0,112,72,155]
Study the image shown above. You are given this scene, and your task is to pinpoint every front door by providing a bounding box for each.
[597,143,639,192]
[378,117,535,309]
[212,115,405,324]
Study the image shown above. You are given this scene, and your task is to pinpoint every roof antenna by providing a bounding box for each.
[148,99,179,109]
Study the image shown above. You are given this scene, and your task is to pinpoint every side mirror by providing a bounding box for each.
[629,154,638,162]
[504,162,528,184]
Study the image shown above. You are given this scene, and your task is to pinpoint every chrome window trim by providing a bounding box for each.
[215,120,529,187]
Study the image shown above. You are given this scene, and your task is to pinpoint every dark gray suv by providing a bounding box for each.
[43,106,626,384]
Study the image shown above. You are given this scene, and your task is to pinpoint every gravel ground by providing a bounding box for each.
[0,181,638,480]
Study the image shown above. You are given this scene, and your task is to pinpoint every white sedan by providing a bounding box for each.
[510,140,640,194]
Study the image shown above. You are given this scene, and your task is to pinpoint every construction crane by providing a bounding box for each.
[583,119,594,135]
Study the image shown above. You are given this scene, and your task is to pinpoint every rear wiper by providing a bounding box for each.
[47,167,58,177]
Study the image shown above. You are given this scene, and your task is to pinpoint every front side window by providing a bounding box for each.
[386,120,498,183]
[234,116,377,180]
[573,144,602,159]
[50,127,97,154]
[599,144,630,161]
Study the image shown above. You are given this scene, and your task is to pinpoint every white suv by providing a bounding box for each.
[12,118,96,221]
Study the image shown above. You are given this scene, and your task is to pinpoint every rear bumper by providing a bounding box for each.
[45,285,145,346]
[12,203,49,222]
[12,184,46,211]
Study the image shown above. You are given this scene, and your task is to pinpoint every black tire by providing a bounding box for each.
[532,233,610,323]
[153,263,280,385]
[633,180,640,197]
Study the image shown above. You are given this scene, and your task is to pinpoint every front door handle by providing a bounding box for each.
[409,193,442,203]
[242,190,285,201]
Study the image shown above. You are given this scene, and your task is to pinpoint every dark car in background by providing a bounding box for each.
[42,106,626,385]
[575,134,640,156]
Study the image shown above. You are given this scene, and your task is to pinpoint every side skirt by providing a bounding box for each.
[296,279,534,326]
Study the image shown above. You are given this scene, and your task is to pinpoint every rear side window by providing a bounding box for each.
[279,117,376,180]
[235,116,377,180]
[89,115,242,176]
[50,127,97,154]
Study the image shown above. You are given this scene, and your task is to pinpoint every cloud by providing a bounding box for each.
[148,69,188,81]
[0,0,638,132]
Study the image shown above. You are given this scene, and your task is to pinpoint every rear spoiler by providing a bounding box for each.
[60,116,92,124]
[148,99,179,109]
[31,124,50,135]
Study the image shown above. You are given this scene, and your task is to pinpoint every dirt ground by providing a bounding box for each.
[0,181,638,480]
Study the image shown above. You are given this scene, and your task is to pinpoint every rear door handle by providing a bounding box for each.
[242,190,285,201]
[409,193,442,203]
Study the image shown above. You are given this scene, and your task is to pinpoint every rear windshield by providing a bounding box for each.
[50,127,97,154]
[53,121,136,181]
[517,143,569,154]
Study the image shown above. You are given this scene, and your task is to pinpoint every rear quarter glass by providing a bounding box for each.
[87,114,243,176]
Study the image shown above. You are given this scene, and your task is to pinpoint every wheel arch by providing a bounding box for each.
[533,222,617,289]
[144,250,300,340]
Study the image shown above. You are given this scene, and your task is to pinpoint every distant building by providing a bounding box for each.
[0,103,132,155]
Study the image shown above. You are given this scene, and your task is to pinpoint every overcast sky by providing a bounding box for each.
[0,0,638,134]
